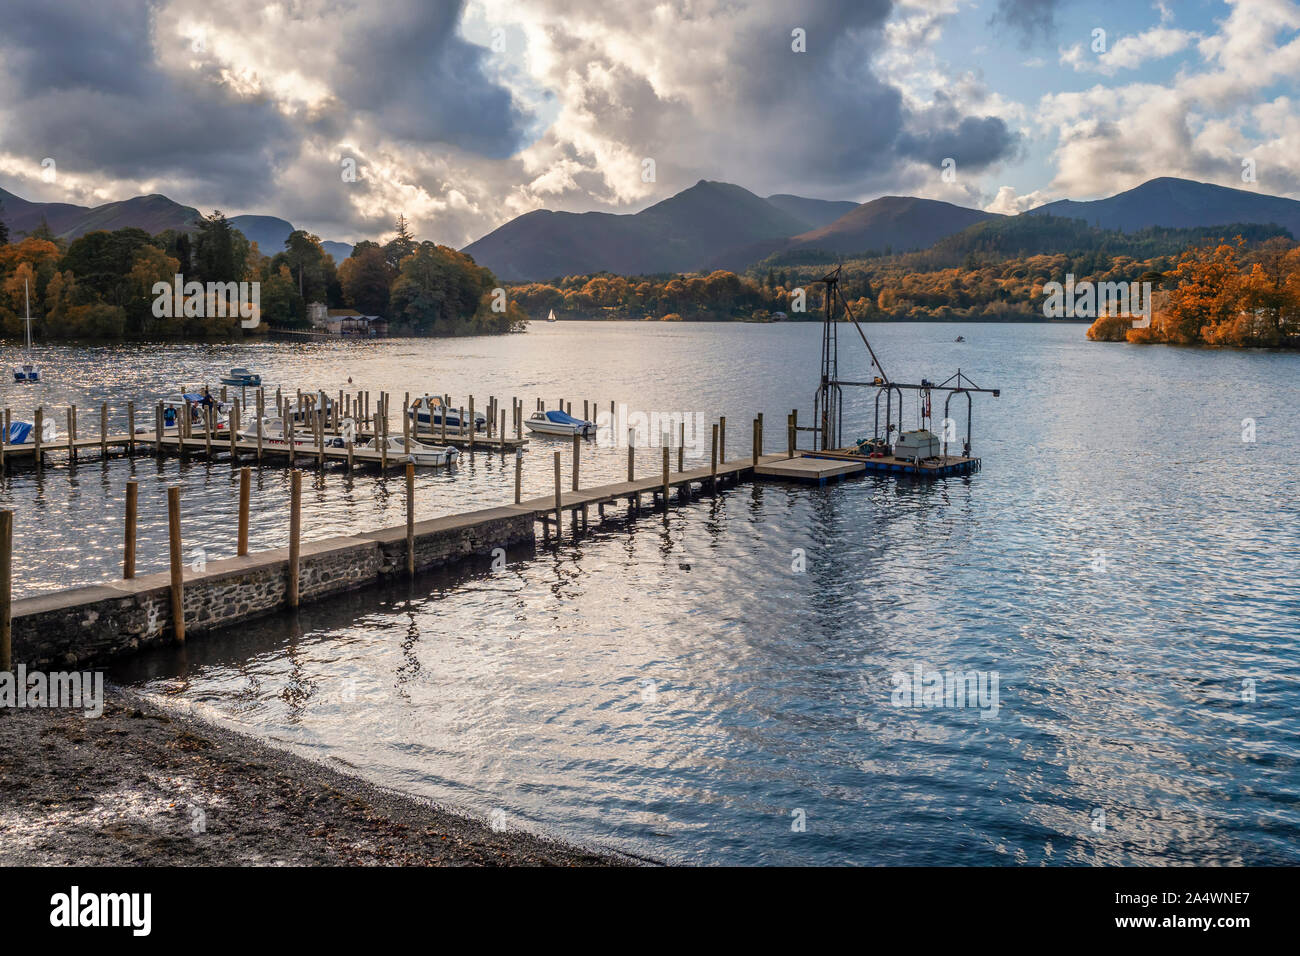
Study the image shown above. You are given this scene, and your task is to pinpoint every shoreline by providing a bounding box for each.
[0,685,632,867]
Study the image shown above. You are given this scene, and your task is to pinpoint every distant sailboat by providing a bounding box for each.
[12,279,40,382]
[547,309,557,322]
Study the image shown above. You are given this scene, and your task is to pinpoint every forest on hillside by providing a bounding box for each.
[507,219,1300,347]
[0,207,523,340]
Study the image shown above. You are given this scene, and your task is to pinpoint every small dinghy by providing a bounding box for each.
[220,367,261,387]
[407,395,485,431]
[5,419,58,445]
[525,408,595,437]
[359,434,459,466]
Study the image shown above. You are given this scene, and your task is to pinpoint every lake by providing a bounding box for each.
[4,322,1298,864]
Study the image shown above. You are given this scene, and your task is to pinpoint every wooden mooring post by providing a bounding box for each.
[288,470,302,609]
[553,451,562,539]
[100,403,108,459]
[572,432,580,491]
[167,486,185,643]
[514,448,522,504]
[406,461,416,577]
[33,407,43,470]
[719,416,726,463]
[711,423,719,492]
[661,446,670,510]
[627,427,635,481]
[67,406,76,462]
[237,467,251,556]
[123,480,138,579]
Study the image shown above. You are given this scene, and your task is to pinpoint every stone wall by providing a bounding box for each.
[12,508,535,670]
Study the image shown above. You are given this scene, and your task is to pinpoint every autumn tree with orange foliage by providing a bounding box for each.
[1088,236,1300,348]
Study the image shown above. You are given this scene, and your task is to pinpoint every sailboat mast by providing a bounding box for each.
[24,279,32,349]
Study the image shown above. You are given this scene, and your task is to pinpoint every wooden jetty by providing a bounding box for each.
[756,449,980,483]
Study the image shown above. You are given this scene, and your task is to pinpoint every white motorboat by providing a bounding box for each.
[5,418,58,445]
[360,434,459,466]
[407,394,485,431]
[524,408,595,437]
[12,280,41,382]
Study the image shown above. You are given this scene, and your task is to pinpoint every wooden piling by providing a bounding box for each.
[0,509,12,672]
[167,485,184,643]
[757,412,764,457]
[288,470,301,608]
[679,421,685,472]
[719,416,726,463]
[230,400,240,460]
[515,448,522,504]
[752,418,759,466]
[33,407,42,470]
[237,467,250,556]
[406,461,416,577]
[572,432,580,491]
[711,424,718,490]
[100,403,108,459]
[627,428,635,481]
[553,451,562,537]
[468,397,475,450]
[123,481,138,579]
[662,446,670,509]
[203,405,212,458]
[67,406,76,462]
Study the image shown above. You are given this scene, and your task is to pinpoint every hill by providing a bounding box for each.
[1027,176,1300,236]
[0,187,352,261]
[463,180,821,280]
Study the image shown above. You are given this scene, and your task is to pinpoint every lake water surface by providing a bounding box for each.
[4,322,1298,864]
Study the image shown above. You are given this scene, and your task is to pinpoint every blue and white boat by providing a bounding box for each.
[6,418,58,445]
[12,280,40,383]
[525,408,595,437]
[220,367,261,387]
[408,395,486,431]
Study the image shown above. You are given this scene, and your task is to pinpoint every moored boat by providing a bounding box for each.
[524,408,595,437]
[5,419,58,445]
[407,395,486,431]
[359,435,459,466]
[12,280,41,383]
[220,367,261,387]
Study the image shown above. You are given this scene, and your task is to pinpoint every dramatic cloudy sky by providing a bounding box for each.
[0,0,1297,247]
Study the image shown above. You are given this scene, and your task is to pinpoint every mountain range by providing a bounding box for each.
[0,187,354,262]
[4,176,1299,281]
[464,176,1300,281]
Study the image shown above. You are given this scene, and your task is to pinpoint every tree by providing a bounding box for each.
[275,230,332,303]
[193,210,248,284]
[62,228,154,304]
[388,242,492,333]
[384,214,416,271]
[0,201,8,246]
[127,245,181,335]
[338,242,393,315]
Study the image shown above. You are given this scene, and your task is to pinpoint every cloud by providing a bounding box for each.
[1036,0,1300,200]
[1061,26,1198,75]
